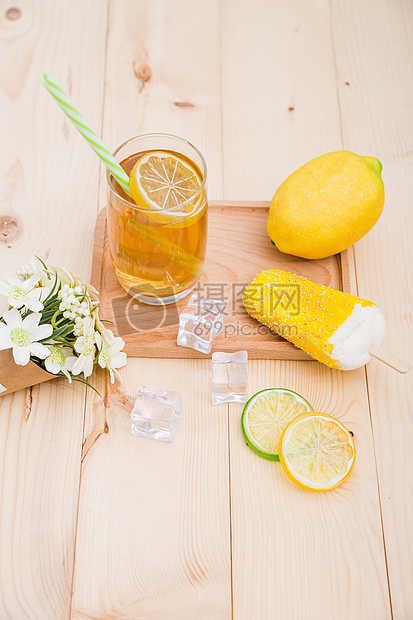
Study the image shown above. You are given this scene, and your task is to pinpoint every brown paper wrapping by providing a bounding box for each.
[0,349,56,396]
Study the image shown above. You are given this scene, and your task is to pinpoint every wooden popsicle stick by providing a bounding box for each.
[370,346,411,374]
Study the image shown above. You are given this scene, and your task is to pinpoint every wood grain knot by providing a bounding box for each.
[5,7,21,20]
[288,106,295,111]
[345,81,350,86]
[174,101,195,108]
[133,62,152,84]
[0,216,22,245]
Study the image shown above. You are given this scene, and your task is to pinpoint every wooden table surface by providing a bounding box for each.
[0,1,412,619]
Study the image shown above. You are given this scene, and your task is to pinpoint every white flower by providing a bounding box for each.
[52,266,100,304]
[16,263,35,281]
[73,316,85,337]
[71,317,97,378]
[0,275,50,312]
[95,317,115,340]
[0,309,52,366]
[44,345,77,382]
[95,330,127,383]
[56,272,98,329]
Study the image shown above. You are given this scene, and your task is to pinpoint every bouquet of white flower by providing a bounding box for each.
[0,257,127,396]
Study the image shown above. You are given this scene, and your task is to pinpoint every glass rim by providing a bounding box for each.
[106,132,208,213]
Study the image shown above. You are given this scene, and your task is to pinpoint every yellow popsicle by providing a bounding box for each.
[243,268,385,370]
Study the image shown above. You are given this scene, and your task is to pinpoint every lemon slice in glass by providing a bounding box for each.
[279,413,356,491]
[129,151,205,227]
[241,388,314,461]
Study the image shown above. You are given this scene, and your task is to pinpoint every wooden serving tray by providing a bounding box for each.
[91,202,351,359]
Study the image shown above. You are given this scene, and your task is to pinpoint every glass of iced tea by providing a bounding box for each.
[107,133,208,305]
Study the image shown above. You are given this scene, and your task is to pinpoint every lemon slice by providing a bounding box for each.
[241,388,313,461]
[129,151,205,227]
[279,413,356,491]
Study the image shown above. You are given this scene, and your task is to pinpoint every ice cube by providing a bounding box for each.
[211,350,248,404]
[177,294,226,354]
[131,386,182,442]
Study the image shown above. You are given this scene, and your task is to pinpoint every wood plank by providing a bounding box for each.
[230,363,390,619]
[71,363,231,620]
[92,205,350,359]
[221,0,344,201]
[332,0,413,616]
[96,0,223,206]
[0,1,108,618]
[222,0,392,618]
[71,1,231,618]
[0,382,85,620]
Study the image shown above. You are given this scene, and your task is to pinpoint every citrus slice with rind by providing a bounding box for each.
[241,388,314,461]
[129,151,205,228]
[279,413,356,491]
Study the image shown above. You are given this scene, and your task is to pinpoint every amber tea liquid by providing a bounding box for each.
[107,146,207,304]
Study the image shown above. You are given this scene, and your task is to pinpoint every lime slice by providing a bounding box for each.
[129,151,205,228]
[279,413,356,491]
[241,388,314,461]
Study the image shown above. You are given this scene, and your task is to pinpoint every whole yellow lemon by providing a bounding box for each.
[267,151,384,259]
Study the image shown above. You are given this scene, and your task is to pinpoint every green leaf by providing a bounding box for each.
[40,310,58,323]
[53,339,76,350]
[51,309,62,328]
[71,376,102,398]
[49,323,75,340]
[35,255,49,271]
[42,298,59,308]
[44,274,60,303]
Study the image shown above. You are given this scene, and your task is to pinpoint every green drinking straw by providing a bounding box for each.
[39,72,131,195]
